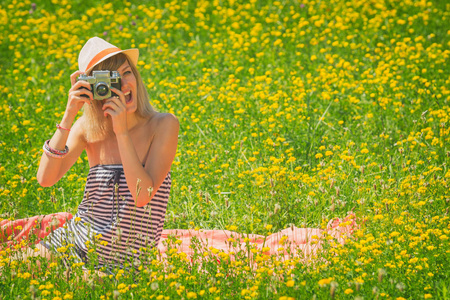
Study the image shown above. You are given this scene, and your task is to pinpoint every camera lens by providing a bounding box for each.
[96,83,109,97]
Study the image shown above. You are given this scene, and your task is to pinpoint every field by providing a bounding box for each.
[0,0,449,298]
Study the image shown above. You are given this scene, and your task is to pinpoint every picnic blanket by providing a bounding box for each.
[1,213,357,259]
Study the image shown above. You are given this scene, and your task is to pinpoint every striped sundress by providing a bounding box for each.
[41,164,171,270]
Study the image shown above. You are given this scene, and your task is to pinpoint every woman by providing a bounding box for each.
[34,37,179,271]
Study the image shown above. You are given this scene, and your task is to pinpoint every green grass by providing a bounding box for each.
[0,0,449,298]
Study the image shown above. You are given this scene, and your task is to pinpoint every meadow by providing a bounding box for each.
[0,0,449,298]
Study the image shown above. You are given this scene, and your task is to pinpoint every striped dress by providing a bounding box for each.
[41,164,171,269]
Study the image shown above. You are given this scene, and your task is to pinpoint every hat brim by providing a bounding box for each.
[85,48,139,74]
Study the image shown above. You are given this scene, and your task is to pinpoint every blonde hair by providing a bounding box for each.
[82,53,155,142]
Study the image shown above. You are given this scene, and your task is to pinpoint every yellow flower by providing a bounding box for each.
[318,278,332,286]
[286,280,295,287]
[344,289,353,294]
[63,293,73,300]
[227,225,237,231]
[57,246,67,253]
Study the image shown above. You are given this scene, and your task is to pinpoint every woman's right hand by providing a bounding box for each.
[65,71,93,118]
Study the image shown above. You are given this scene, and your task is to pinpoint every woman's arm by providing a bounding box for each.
[36,71,92,187]
[117,114,179,207]
[36,116,87,187]
[103,87,179,207]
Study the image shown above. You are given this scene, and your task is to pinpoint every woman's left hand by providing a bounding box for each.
[102,87,128,136]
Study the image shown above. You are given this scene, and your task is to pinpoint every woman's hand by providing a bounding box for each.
[65,71,92,119]
[102,87,128,136]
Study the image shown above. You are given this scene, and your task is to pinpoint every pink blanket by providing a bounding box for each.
[157,216,356,260]
[1,213,357,259]
[1,213,73,250]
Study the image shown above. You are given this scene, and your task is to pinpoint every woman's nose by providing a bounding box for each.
[121,78,128,90]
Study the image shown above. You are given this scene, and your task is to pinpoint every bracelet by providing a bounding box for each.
[56,123,71,131]
[43,146,66,158]
[43,140,69,158]
[44,140,69,154]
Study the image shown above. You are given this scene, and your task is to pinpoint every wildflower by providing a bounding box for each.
[318,278,332,286]
[344,289,353,294]
[56,244,68,253]
[63,293,73,299]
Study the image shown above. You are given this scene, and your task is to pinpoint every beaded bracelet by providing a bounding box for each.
[56,123,71,131]
[43,140,69,158]
[44,140,69,155]
[43,146,66,158]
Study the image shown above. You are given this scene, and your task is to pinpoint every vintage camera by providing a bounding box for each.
[77,71,121,100]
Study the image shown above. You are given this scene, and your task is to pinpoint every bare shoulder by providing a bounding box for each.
[153,112,179,133]
[157,112,179,125]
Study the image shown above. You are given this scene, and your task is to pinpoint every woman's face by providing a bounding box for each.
[117,60,138,114]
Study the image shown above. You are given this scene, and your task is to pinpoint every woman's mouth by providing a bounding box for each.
[124,91,132,103]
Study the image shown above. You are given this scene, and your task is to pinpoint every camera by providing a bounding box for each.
[77,71,121,100]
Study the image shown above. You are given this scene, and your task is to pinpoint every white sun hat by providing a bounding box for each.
[78,37,139,73]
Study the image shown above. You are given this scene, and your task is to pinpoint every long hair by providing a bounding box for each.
[82,53,154,142]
